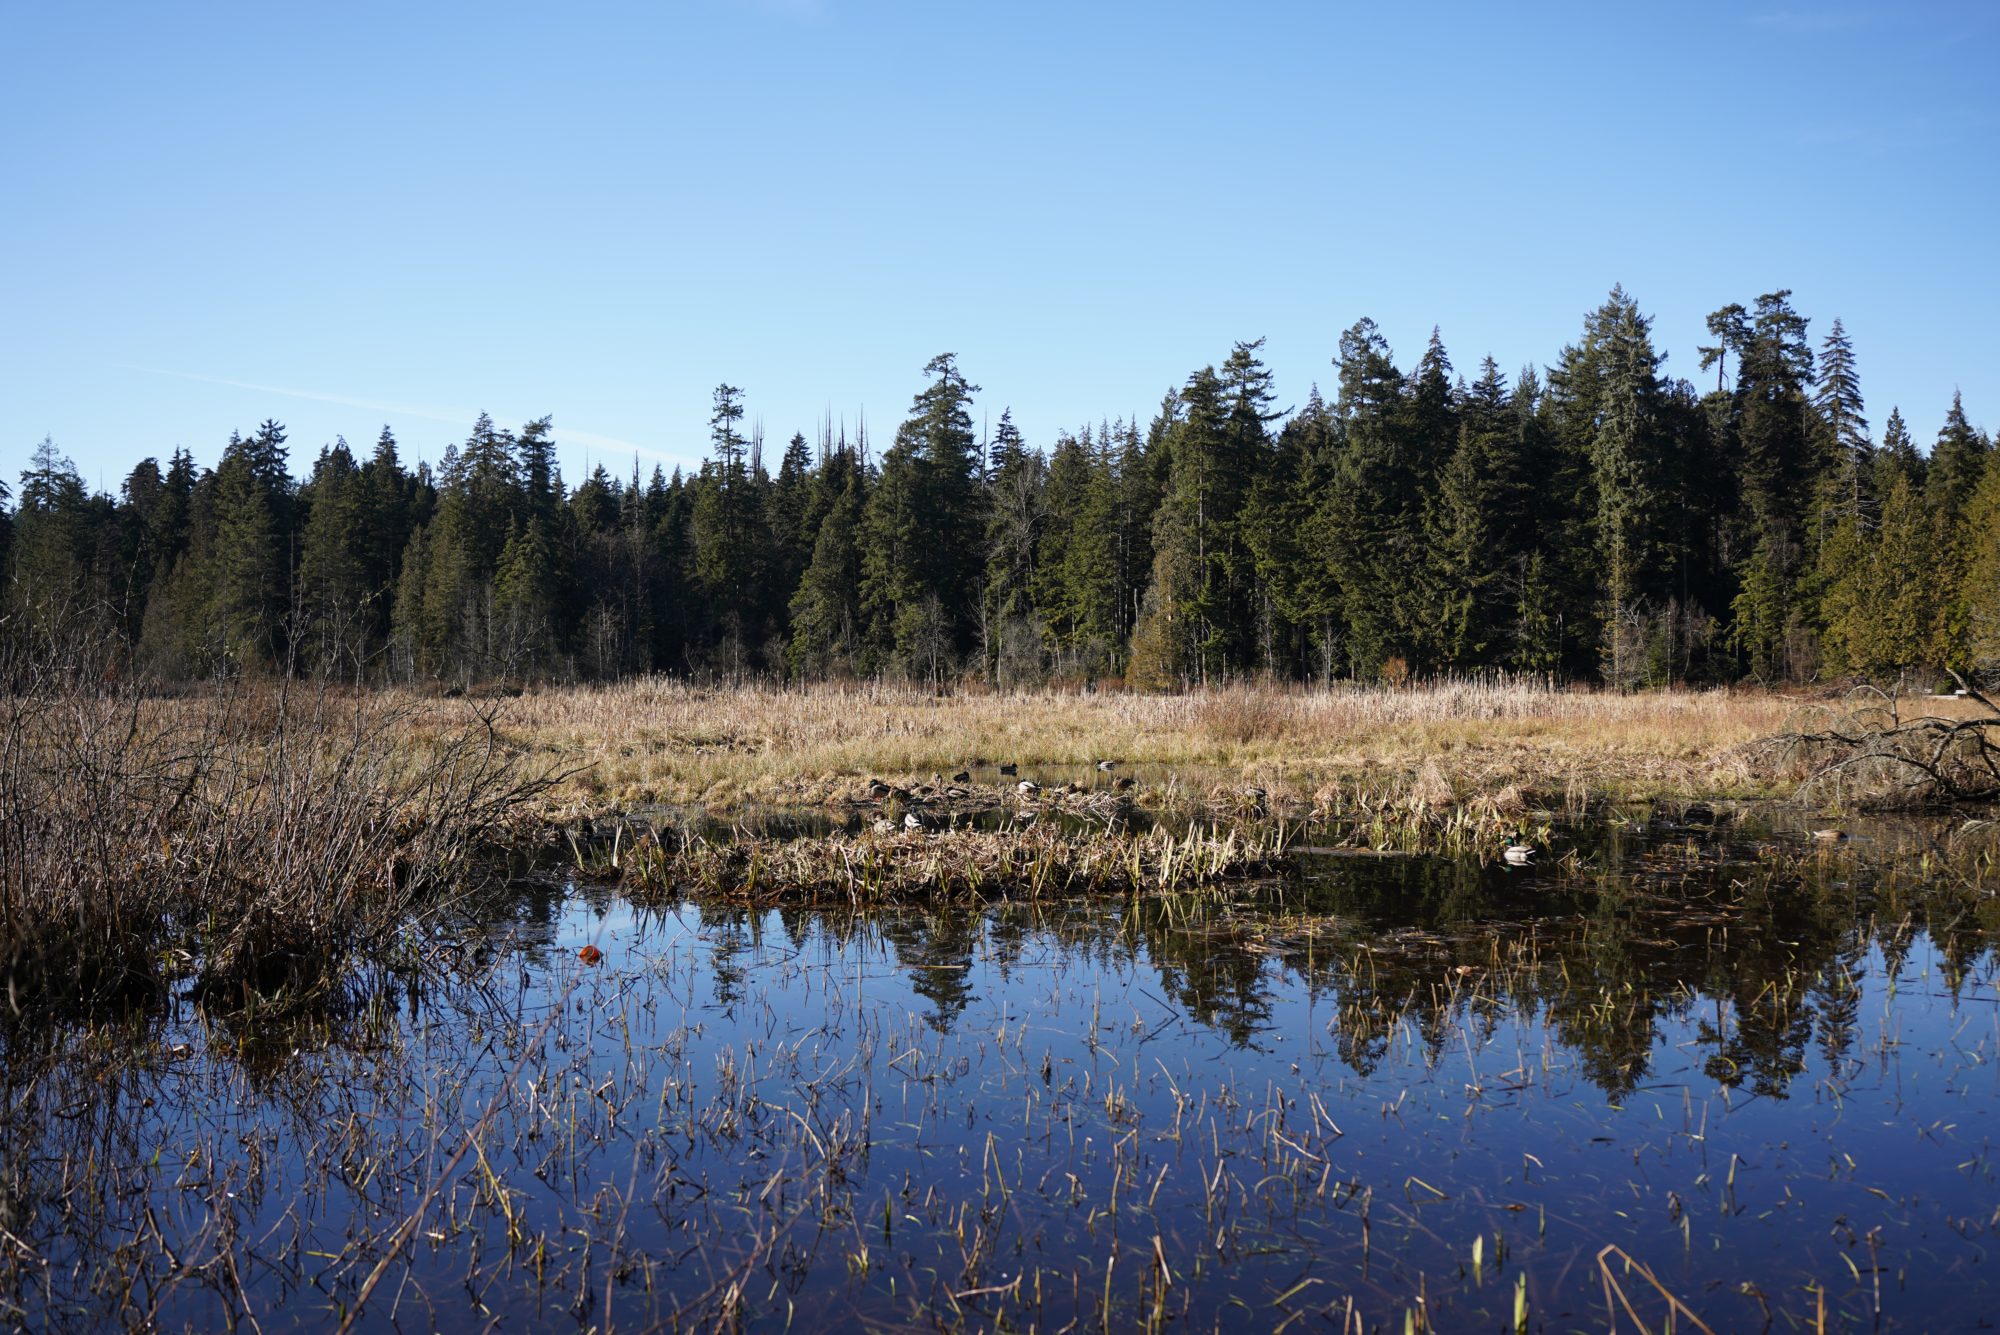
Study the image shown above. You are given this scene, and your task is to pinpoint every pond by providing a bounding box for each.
[2,806,1995,1331]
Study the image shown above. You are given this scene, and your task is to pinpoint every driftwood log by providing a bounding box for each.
[1768,670,2000,806]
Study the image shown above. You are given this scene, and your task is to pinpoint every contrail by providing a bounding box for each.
[117,364,676,462]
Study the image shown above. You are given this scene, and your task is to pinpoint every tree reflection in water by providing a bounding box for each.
[0,811,1994,1333]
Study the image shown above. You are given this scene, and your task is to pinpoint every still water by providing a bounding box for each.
[3,812,1996,1331]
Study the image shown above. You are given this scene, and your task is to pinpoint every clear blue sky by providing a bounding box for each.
[5,1,1995,491]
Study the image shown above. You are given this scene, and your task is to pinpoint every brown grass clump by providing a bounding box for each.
[613,822,1291,903]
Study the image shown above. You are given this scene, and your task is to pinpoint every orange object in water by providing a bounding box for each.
[577,945,604,965]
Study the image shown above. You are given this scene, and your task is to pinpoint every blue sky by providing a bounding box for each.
[4,1,1995,490]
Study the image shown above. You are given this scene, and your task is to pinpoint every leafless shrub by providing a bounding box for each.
[0,612,560,1020]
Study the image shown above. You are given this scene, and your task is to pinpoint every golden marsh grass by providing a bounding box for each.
[483,677,1884,813]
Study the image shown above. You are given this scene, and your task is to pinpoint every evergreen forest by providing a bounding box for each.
[7,288,1997,689]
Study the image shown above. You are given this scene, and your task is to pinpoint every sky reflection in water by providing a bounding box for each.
[5,825,1997,1332]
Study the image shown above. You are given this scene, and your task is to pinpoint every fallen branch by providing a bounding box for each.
[1762,678,2000,807]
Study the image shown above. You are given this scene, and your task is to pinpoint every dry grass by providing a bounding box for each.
[477,677,1881,814]
[610,822,1291,902]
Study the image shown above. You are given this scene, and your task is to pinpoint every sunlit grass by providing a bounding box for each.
[486,677,1825,812]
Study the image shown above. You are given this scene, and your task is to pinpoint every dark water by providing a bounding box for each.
[3,811,1997,1332]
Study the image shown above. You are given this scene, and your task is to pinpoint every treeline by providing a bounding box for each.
[5,289,1997,688]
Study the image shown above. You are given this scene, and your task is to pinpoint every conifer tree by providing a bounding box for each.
[1141,365,1239,683]
[1812,318,1871,525]
[1425,358,1529,668]
[0,478,12,597]
[1927,391,1989,522]
[516,417,560,524]
[980,410,1045,684]
[1243,386,1338,677]
[860,354,982,682]
[1959,461,2000,675]
[692,384,771,674]
[298,439,373,676]
[1706,293,1818,680]
[494,515,558,675]
[1320,318,1418,675]
[1821,475,1950,676]
[1873,407,1923,496]
[359,428,411,642]
[1035,428,1120,677]
[789,443,868,678]
[10,437,95,632]
[389,524,430,681]
[10,294,1985,693]
[205,420,293,670]
[767,430,815,625]
[1570,291,1679,683]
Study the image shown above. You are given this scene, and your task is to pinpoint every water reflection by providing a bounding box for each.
[0,812,1995,1332]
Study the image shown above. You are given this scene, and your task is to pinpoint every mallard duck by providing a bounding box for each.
[1501,845,1535,866]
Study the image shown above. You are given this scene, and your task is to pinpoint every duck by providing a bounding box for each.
[1501,845,1535,866]
[951,769,971,784]
[867,780,892,801]
[944,785,971,800]
[1810,828,1848,842]
[1112,776,1135,793]
[1097,760,1119,772]
[903,811,927,832]
[999,763,1019,776]
[1016,779,1039,796]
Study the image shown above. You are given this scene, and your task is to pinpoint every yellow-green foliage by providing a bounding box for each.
[1960,465,2000,674]
[1820,476,1957,676]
